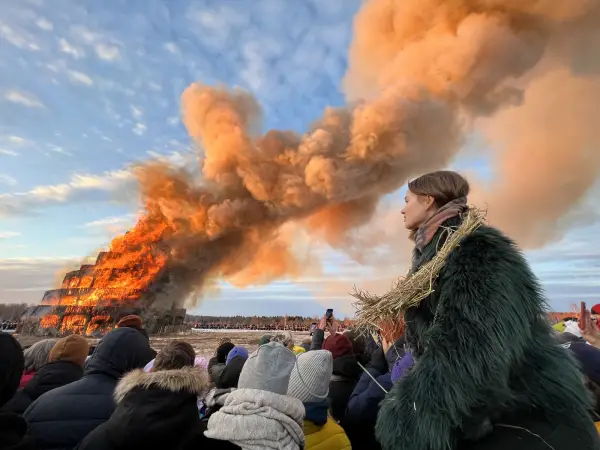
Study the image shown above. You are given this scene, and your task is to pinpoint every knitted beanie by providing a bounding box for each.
[117,315,143,330]
[288,350,332,403]
[323,333,354,359]
[49,335,90,368]
[226,346,249,365]
[238,342,296,395]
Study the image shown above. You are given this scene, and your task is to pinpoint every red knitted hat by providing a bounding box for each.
[323,333,354,359]
[591,304,600,315]
[117,315,143,330]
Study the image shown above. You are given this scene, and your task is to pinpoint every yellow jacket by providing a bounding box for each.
[292,345,306,355]
[304,417,352,450]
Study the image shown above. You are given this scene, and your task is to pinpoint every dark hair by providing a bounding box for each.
[153,340,195,371]
[408,170,469,207]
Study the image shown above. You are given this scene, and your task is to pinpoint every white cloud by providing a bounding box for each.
[0,21,40,51]
[68,70,93,86]
[59,38,85,59]
[35,17,53,31]
[83,214,135,229]
[0,175,17,186]
[164,42,180,54]
[167,116,179,126]
[130,105,143,119]
[70,25,100,44]
[0,231,20,239]
[0,149,18,157]
[4,90,45,108]
[95,43,120,61]
[148,82,162,92]
[0,168,135,217]
[132,123,147,136]
[7,136,27,145]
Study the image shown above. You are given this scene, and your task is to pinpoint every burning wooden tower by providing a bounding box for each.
[20,250,186,337]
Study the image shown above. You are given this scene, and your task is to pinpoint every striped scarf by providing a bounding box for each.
[414,197,468,251]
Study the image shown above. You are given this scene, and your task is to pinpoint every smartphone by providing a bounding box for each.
[325,309,333,323]
[580,301,587,330]
[310,322,317,331]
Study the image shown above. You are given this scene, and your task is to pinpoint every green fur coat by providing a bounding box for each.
[375,217,600,450]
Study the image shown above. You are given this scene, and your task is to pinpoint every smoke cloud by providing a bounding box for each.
[100,0,600,308]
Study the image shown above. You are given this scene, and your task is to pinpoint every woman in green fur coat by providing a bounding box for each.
[375,171,600,450]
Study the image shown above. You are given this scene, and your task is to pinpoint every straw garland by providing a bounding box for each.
[352,208,486,333]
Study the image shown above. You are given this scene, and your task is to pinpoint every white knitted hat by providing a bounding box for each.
[238,342,296,395]
[287,350,333,403]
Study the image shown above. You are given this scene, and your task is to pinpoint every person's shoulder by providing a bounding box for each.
[450,224,524,265]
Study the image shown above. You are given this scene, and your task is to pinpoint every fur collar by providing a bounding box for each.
[114,367,210,403]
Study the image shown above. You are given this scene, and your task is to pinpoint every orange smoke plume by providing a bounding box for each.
[72,0,600,308]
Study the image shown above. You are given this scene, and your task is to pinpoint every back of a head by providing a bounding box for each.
[86,327,153,378]
[408,170,469,207]
[116,314,143,330]
[323,333,354,360]
[226,346,249,365]
[216,342,235,363]
[154,340,195,371]
[49,335,90,368]
[238,342,296,395]
[0,332,24,407]
[23,338,58,372]
[288,350,333,404]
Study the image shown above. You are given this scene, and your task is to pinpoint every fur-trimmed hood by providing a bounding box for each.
[115,366,210,403]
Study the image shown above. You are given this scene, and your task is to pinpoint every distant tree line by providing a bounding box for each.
[0,303,32,321]
[184,314,354,330]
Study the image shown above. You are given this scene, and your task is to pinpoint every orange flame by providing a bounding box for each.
[60,315,87,334]
[40,315,60,328]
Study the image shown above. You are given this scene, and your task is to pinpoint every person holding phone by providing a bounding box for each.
[310,310,362,424]
[375,171,600,450]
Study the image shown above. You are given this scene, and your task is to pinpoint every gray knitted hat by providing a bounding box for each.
[287,350,332,403]
[238,341,296,395]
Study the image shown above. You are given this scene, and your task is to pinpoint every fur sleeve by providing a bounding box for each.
[375,229,542,450]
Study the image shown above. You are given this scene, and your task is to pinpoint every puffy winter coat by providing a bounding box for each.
[24,328,154,450]
[3,361,83,415]
[77,367,211,450]
[303,403,351,450]
[376,217,600,450]
[343,339,405,450]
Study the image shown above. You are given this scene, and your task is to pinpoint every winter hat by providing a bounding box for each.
[226,346,249,365]
[258,335,272,346]
[592,304,600,315]
[117,315,143,330]
[287,350,332,403]
[563,341,600,385]
[49,335,90,368]
[323,333,354,359]
[216,342,235,363]
[0,332,24,407]
[238,342,296,394]
[391,351,415,383]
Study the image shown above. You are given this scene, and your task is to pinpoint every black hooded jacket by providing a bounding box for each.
[77,367,211,450]
[24,328,154,450]
[3,361,83,415]
[214,356,246,389]
[328,354,361,423]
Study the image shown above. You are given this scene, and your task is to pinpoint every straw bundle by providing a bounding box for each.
[353,208,485,333]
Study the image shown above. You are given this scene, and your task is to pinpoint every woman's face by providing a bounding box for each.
[402,190,435,230]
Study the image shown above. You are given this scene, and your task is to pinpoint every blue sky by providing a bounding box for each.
[0,0,598,317]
